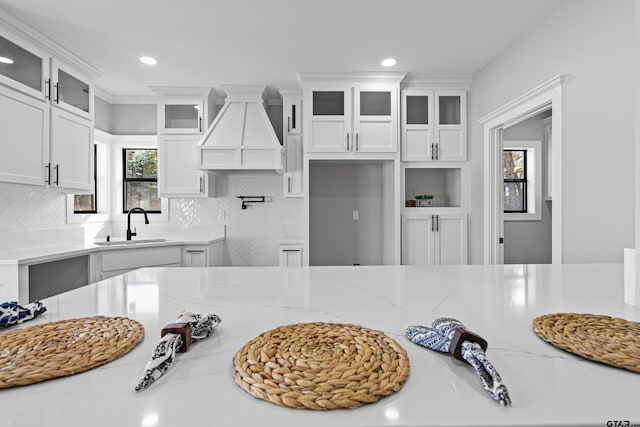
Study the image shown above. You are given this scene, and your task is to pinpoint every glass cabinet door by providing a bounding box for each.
[312,91,344,116]
[160,101,203,134]
[51,60,93,119]
[56,69,90,113]
[0,32,47,100]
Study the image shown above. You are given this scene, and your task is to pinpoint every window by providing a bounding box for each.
[122,148,160,213]
[503,140,542,221]
[503,149,527,213]
[73,144,98,214]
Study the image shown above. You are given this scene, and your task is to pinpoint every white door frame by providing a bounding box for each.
[479,75,566,264]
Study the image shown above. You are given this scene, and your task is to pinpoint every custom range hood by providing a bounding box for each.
[197,85,283,173]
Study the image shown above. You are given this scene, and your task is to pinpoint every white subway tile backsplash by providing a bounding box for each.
[0,174,303,266]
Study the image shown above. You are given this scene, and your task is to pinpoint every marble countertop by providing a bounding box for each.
[0,232,225,265]
[1,264,639,426]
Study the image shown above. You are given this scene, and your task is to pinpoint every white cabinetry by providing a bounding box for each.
[279,243,303,266]
[401,213,467,265]
[182,242,223,267]
[0,28,94,192]
[97,246,182,280]
[156,91,215,197]
[304,82,399,154]
[281,90,303,197]
[401,89,466,162]
[158,99,205,134]
[158,135,215,197]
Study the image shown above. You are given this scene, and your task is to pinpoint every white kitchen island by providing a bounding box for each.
[1,264,639,427]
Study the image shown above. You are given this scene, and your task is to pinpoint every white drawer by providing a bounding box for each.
[101,246,182,272]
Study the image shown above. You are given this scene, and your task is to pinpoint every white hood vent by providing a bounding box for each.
[197,85,283,173]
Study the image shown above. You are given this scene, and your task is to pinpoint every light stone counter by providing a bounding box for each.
[1,264,639,426]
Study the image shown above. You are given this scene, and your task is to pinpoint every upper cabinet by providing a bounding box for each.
[158,99,205,134]
[401,89,467,161]
[0,25,95,192]
[281,89,303,197]
[50,59,93,120]
[304,83,398,154]
[155,89,215,197]
[299,73,406,157]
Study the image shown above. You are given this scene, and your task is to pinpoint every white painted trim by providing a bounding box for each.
[94,87,158,105]
[297,71,407,85]
[149,86,212,97]
[481,75,565,264]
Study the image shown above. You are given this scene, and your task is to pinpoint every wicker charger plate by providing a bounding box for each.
[532,313,640,373]
[0,316,144,389]
[234,322,410,410]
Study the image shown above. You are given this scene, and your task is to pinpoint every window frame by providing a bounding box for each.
[67,132,169,225]
[503,140,542,221]
[122,147,161,214]
[503,149,528,213]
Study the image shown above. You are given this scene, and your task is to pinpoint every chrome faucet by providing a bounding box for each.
[126,207,149,240]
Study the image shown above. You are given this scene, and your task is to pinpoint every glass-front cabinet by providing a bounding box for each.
[159,100,205,134]
[51,59,93,120]
[0,26,95,192]
[0,30,49,101]
[305,83,398,153]
[401,89,466,161]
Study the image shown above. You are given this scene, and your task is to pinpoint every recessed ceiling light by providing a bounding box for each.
[139,56,157,65]
[381,58,397,67]
[0,56,14,64]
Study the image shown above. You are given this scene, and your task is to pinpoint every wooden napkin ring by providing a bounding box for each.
[161,322,192,352]
[448,328,488,361]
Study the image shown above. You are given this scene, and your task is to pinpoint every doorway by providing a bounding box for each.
[502,111,552,263]
[480,75,565,264]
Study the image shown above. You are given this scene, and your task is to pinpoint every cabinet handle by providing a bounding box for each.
[287,117,291,133]
[54,164,59,185]
[185,250,205,253]
[199,117,202,132]
[287,176,292,192]
[54,83,59,104]
[282,249,300,252]
[431,143,435,160]
[431,215,435,232]
[435,215,440,232]
[45,79,51,100]
[44,163,51,184]
[200,176,204,192]
[356,133,359,151]
[346,133,350,151]
[435,143,439,160]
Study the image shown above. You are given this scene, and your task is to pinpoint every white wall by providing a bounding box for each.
[503,112,552,264]
[470,0,635,263]
[112,104,157,135]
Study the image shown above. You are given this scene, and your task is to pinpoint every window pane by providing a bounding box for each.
[125,149,157,179]
[125,182,160,212]
[503,150,525,179]
[504,182,526,212]
[74,194,95,213]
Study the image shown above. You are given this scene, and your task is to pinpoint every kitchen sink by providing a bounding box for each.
[93,238,168,246]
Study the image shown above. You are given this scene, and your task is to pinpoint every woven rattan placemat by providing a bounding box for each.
[532,313,640,373]
[0,316,144,389]
[234,322,410,410]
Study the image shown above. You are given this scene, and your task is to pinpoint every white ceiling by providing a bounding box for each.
[0,0,560,98]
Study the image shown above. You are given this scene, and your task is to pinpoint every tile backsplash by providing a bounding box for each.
[0,174,303,266]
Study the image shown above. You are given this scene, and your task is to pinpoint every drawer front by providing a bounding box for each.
[101,247,182,272]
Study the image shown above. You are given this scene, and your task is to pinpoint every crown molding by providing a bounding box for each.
[95,87,158,104]
[149,86,212,98]
[297,71,408,85]
[401,76,472,90]
[0,7,102,79]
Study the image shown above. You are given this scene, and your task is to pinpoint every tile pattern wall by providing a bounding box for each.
[0,183,68,231]
[0,175,303,267]
[170,174,303,266]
